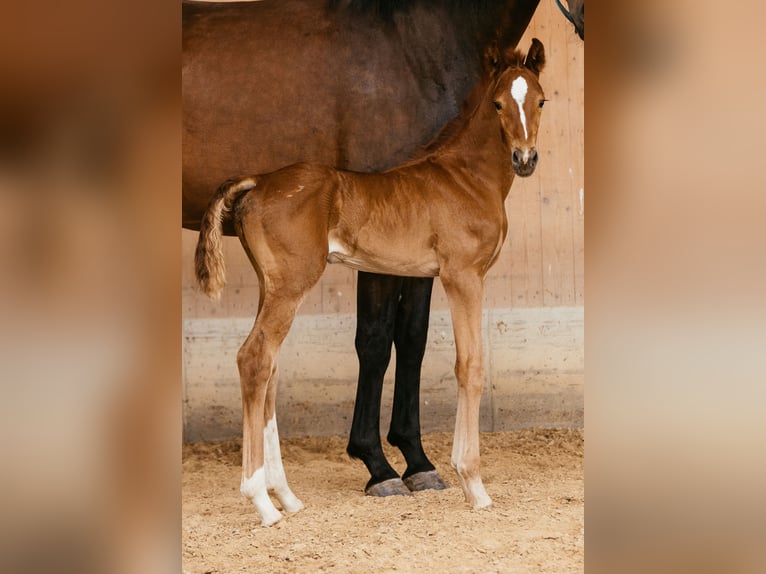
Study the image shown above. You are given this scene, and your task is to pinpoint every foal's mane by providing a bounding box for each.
[497,49,528,70]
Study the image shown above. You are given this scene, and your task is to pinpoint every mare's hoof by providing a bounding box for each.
[403,470,448,492]
[365,477,412,497]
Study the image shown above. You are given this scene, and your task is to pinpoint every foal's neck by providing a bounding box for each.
[428,80,514,200]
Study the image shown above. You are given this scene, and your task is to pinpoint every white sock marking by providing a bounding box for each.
[510,76,529,140]
[263,415,304,513]
[263,415,281,486]
[241,467,283,526]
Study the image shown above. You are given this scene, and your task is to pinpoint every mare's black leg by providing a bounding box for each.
[347,271,410,496]
[387,277,447,491]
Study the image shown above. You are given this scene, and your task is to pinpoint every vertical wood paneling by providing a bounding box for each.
[530,1,576,307]
[567,30,586,306]
[513,2,583,309]
[506,175,544,307]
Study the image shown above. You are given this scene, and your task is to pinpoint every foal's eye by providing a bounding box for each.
[539,99,547,109]
[493,101,502,111]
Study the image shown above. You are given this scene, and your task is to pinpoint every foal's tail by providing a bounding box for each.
[194,177,257,299]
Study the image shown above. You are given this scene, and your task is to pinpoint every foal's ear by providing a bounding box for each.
[524,38,546,76]
[484,41,502,76]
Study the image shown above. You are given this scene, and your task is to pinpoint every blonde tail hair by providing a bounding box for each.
[194,177,257,299]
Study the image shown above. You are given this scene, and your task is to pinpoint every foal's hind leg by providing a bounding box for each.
[262,363,304,514]
[238,292,305,526]
[387,276,447,492]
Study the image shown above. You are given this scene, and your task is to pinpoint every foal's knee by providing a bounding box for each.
[454,356,484,391]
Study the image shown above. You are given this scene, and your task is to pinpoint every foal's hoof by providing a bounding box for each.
[365,477,412,497]
[403,470,448,492]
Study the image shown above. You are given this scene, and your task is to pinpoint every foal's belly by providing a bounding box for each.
[326,235,440,277]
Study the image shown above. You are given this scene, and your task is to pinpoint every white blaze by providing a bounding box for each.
[510,76,529,140]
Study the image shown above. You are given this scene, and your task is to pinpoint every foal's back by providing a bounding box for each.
[233,150,508,280]
[233,161,439,278]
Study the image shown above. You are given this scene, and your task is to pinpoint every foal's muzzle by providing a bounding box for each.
[512,147,539,177]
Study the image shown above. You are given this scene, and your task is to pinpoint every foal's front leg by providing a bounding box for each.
[441,271,492,509]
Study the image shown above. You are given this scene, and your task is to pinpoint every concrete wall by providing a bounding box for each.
[183,307,583,442]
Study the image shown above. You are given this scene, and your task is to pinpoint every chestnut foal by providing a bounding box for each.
[195,39,546,525]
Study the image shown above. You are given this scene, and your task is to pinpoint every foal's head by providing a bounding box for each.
[490,39,546,177]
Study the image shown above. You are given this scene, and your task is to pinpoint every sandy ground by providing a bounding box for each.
[182,429,583,574]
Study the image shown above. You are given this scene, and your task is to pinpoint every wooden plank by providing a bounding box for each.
[507,175,544,307]
[182,229,263,318]
[566,32,586,305]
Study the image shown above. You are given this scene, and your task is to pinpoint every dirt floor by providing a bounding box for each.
[182,428,583,574]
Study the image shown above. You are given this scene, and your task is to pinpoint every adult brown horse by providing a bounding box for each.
[183,0,540,497]
[196,40,547,525]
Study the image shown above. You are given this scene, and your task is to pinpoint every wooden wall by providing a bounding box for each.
[182,1,584,441]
